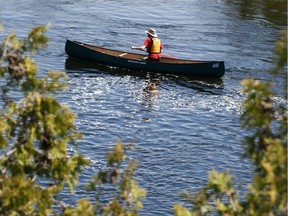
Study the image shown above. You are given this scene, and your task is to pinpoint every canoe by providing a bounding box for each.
[65,40,225,78]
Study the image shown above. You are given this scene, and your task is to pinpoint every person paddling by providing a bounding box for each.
[131,28,163,62]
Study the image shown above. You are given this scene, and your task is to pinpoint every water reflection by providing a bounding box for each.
[142,79,160,93]
[65,57,224,95]
[65,57,149,78]
[140,81,161,121]
[224,0,287,26]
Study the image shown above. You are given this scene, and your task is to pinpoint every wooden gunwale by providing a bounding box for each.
[79,42,206,64]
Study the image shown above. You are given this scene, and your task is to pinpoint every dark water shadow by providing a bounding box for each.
[65,57,224,95]
[65,57,149,78]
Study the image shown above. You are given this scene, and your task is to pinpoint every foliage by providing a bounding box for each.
[274,30,287,76]
[241,31,287,216]
[85,142,147,216]
[0,24,146,215]
[173,31,287,216]
[60,142,147,216]
[0,24,90,215]
[62,142,147,216]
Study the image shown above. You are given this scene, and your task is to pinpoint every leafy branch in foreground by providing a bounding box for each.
[62,142,146,216]
[84,142,147,216]
[173,30,287,216]
[0,24,90,215]
[0,24,146,216]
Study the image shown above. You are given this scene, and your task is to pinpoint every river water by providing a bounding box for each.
[0,0,286,215]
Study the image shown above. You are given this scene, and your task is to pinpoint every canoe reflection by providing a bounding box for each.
[65,57,224,95]
[65,57,149,78]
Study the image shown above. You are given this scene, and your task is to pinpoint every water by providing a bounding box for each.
[0,0,286,215]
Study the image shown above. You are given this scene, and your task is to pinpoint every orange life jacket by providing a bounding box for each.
[149,38,161,54]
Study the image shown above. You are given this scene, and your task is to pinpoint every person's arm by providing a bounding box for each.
[131,38,150,51]
[131,45,146,51]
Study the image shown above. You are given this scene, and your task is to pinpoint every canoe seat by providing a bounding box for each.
[119,53,128,57]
